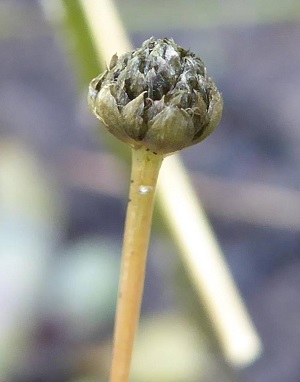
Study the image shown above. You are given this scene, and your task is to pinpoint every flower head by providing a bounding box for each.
[88,37,223,155]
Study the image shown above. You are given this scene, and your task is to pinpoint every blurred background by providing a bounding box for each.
[1,0,300,381]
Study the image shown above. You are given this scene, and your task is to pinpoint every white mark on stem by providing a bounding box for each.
[138,185,153,195]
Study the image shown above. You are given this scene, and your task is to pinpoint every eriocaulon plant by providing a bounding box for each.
[88,37,223,382]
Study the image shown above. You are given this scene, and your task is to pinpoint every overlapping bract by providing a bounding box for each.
[88,37,223,154]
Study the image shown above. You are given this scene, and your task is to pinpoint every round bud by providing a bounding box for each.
[88,37,223,155]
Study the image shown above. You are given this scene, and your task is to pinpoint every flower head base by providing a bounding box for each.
[88,37,223,155]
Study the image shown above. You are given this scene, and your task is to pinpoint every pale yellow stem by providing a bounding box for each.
[109,147,163,382]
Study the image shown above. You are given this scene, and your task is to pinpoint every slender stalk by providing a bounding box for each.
[109,147,163,382]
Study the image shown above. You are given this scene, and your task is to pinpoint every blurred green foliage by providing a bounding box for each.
[62,0,102,87]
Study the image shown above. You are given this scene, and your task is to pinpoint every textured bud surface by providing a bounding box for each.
[88,37,223,155]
